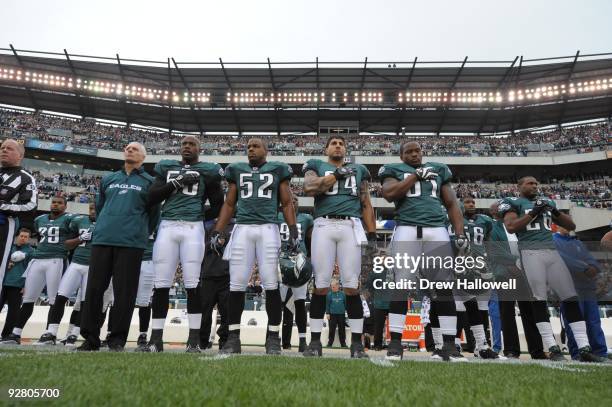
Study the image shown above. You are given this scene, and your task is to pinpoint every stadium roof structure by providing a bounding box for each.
[0,46,611,135]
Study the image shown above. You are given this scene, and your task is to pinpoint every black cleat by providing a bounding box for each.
[0,333,21,345]
[219,333,241,355]
[303,340,323,357]
[476,347,505,360]
[282,343,292,350]
[440,343,468,362]
[76,340,99,352]
[265,335,282,355]
[186,342,202,353]
[578,346,610,363]
[135,334,148,352]
[548,345,566,361]
[504,351,520,359]
[108,343,124,352]
[430,348,443,360]
[34,332,56,346]
[350,342,369,359]
[60,335,78,347]
[144,338,164,353]
[298,338,307,353]
[385,339,403,361]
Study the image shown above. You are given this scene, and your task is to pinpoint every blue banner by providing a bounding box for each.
[26,139,65,151]
[63,145,98,156]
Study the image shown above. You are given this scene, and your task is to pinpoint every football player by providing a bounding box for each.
[450,197,502,359]
[302,135,376,358]
[278,194,313,352]
[212,138,297,355]
[134,231,156,352]
[1,196,73,345]
[499,176,605,362]
[37,202,96,346]
[145,135,224,353]
[379,141,467,362]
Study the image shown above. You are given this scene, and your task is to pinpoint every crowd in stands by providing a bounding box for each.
[1,108,610,157]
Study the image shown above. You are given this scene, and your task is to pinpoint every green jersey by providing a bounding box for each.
[225,161,292,225]
[378,162,453,227]
[277,212,314,253]
[3,244,33,288]
[33,213,74,259]
[154,159,224,221]
[302,159,371,219]
[69,215,95,266]
[498,196,556,248]
[463,214,494,258]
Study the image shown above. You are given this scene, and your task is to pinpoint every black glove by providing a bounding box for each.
[529,199,549,218]
[415,166,438,181]
[367,232,377,243]
[288,224,300,252]
[333,166,355,180]
[210,230,227,256]
[170,173,199,190]
[452,234,471,257]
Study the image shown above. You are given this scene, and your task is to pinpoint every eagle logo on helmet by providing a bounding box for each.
[278,249,312,287]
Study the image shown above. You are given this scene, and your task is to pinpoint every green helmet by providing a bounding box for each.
[278,249,312,288]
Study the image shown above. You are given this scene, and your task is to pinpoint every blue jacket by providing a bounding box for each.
[552,233,599,295]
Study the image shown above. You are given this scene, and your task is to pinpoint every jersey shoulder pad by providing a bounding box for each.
[34,214,47,222]
[270,161,292,180]
[302,159,322,175]
[357,164,371,181]
[224,163,241,183]
[429,162,452,182]
[153,159,175,177]
[377,162,402,181]
[498,198,519,215]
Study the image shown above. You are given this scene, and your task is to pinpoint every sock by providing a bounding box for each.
[67,324,76,336]
[463,299,487,349]
[470,324,487,350]
[308,293,326,342]
[536,322,557,350]
[151,288,170,341]
[294,299,307,336]
[47,324,59,336]
[12,327,23,336]
[455,337,461,347]
[48,295,69,326]
[432,328,443,349]
[15,302,34,330]
[389,300,408,341]
[72,326,80,337]
[345,294,364,343]
[107,307,115,333]
[568,321,589,349]
[186,288,202,341]
[138,306,151,333]
[69,309,80,336]
[228,291,246,335]
[265,289,282,338]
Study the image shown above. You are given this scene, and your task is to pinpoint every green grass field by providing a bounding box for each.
[1,348,611,406]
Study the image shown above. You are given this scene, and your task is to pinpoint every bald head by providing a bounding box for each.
[1,139,25,167]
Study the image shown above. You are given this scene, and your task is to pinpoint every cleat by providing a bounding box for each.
[76,340,99,352]
[476,347,503,359]
[504,351,520,359]
[108,343,124,352]
[548,345,566,361]
[60,335,78,347]
[282,343,292,350]
[350,342,369,359]
[186,343,202,353]
[298,338,307,353]
[144,339,164,353]
[430,348,443,360]
[440,344,468,362]
[134,334,148,352]
[265,336,282,355]
[303,340,323,357]
[219,333,241,355]
[0,334,21,345]
[385,339,403,361]
[578,346,610,363]
[34,333,56,346]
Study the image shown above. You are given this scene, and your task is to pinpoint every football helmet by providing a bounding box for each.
[278,249,312,287]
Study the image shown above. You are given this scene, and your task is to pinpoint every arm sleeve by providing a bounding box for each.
[203,172,224,221]
[377,165,398,183]
[0,172,37,215]
[148,176,175,206]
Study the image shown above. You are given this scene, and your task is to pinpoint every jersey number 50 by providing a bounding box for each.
[167,171,199,196]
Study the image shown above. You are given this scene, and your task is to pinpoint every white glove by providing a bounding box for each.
[415,166,439,181]
[79,231,92,242]
[10,251,26,262]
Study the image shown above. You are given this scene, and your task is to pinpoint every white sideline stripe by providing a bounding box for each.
[369,358,395,368]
